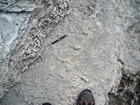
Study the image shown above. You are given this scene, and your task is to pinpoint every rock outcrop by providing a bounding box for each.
[0,0,139,105]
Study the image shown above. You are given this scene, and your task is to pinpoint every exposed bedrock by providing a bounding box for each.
[0,0,139,105]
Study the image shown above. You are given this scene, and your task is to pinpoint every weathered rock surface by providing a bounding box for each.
[108,70,140,105]
[0,12,30,85]
[0,0,140,105]
[0,0,42,12]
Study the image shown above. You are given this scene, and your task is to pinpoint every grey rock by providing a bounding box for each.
[0,0,139,105]
[0,0,70,100]
[0,12,30,61]
[0,12,30,94]
[1,83,26,105]
[0,0,42,12]
[108,71,140,105]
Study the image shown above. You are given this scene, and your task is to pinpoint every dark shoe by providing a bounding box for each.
[76,89,95,105]
[42,102,52,105]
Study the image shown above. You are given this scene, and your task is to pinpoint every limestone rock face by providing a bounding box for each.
[0,0,140,105]
[108,71,140,105]
[0,0,42,12]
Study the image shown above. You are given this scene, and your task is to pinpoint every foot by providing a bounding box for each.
[76,89,95,105]
[42,102,52,105]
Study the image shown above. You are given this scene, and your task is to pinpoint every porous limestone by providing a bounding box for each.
[0,0,139,105]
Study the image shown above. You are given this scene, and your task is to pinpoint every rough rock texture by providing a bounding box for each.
[108,70,140,105]
[0,0,42,12]
[0,0,70,98]
[0,0,140,105]
[0,12,30,85]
